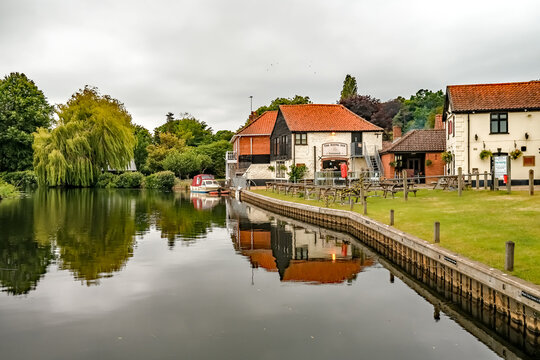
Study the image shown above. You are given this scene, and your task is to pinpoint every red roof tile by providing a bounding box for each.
[236,111,278,136]
[279,104,382,132]
[447,81,540,112]
[382,129,446,153]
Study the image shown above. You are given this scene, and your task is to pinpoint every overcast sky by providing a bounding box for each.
[1,0,539,132]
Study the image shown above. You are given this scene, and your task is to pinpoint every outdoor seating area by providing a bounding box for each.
[265,179,418,205]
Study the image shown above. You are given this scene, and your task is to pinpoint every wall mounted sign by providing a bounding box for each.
[493,155,508,178]
[322,142,348,157]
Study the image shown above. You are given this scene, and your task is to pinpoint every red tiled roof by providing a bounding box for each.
[279,104,382,132]
[447,81,540,112]
[236,111,278,136]
[382,129,446,153]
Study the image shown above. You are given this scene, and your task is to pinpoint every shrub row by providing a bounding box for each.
[0,180,18,199]
[0,170,37,188]
[96,171,174,190]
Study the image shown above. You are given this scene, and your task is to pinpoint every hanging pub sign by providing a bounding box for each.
[322,142,348,157]
[493,155,508,178]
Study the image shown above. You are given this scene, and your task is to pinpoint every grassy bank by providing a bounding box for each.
[252,188,540,284]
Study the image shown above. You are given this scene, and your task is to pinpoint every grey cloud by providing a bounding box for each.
[1,0,539,131]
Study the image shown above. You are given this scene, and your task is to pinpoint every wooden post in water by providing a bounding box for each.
[434,222,440,243]
[457,167,463,197]
[530,169,535,196]
[475,171,479,190]
[505,241,515,271]
[506,155,511,194]
[402,170,408,201]
[390,209,394,226]
[484,171,488,190]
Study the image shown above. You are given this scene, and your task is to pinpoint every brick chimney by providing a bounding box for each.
[434,114,444,130]
[392,125,402,142]
[247,111,258,124]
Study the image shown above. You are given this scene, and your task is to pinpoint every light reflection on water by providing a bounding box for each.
[0,189,527,359]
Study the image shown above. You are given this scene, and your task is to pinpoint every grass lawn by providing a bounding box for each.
[251,188,540,285]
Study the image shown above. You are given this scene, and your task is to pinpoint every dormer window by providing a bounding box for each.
[490,113,508,134]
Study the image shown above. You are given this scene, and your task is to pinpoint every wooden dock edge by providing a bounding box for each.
[239,190,540,336]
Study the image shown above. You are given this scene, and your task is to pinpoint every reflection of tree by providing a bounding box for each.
[1,189,227,294]
[34,189,137,285]
[0,198,53,295]
[142,192,226,248]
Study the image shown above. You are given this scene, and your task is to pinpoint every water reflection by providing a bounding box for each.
[0,197,53,295]
[0,189,226,293]
[228,200,373,285]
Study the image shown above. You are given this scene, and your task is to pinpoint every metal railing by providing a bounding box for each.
[225,151,237,162]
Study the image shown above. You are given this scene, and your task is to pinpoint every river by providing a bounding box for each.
[0,189,534,359]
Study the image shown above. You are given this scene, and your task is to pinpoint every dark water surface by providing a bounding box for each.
[0,189,523,359]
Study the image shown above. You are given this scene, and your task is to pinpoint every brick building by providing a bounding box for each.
[380,115,446,181]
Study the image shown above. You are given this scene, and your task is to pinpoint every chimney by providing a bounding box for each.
[392,125,402,142]
[434,114,444,130]
[247,111,258,124]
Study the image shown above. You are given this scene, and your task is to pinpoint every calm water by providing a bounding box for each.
[0,189,525,359]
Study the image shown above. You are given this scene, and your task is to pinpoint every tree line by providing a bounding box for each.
[0,72,233,187]
[338,74,444,139]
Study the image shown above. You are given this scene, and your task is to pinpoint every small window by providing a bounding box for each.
[490,113,508,134]
[295,133,307,145]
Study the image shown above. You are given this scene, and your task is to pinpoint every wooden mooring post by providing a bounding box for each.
[434,221,440,243]
[530,169,534,196]
[505,241,515,271]
[402,170,408,201]
[390,209,394,226]
[457,167,463,197]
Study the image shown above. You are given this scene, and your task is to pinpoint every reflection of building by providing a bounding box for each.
[228,200,373,284]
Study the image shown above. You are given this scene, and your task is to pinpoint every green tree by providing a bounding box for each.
[33,86,135,187]
[213,130,234,142]
[163,149,203,178]
[195,140,232,178]
[340,74,358,100]
[154,113,213,146]
[253,95,311,117]
[145,132,186,173]
[392,89,444,132]
[133,125,152,174]
[0,73,53,172]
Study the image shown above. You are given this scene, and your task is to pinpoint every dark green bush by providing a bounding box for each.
[144,171,175,190]
[96,172,118,188]
[114,172,144,188]
[0,170,37,188]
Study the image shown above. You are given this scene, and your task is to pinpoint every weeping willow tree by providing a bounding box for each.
[33,87,135,187]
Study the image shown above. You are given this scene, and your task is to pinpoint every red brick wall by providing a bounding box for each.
[381,153,395,179]
[425,152,445,181]
[238,136,270,155]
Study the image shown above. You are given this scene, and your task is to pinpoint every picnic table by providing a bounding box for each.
[379,179,418,198]
[431,176,471,190]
